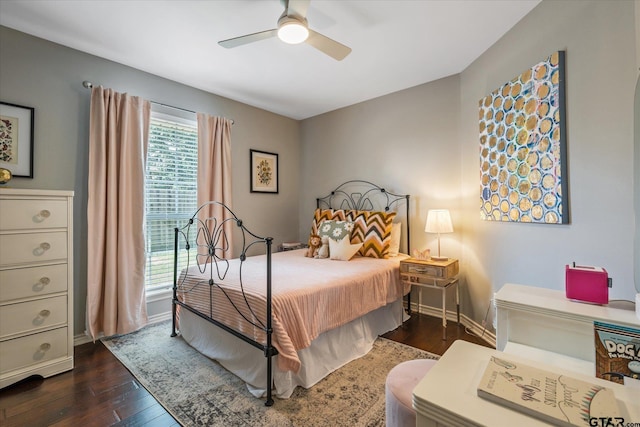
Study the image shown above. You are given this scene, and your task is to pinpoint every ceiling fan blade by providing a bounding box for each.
[285,0,310,19]
[306,29,351,61]
[218,29,278,49]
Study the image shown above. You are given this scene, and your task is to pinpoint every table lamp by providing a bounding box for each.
[425,209,453,261]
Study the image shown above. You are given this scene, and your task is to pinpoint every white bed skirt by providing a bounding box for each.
[179,298,406,399]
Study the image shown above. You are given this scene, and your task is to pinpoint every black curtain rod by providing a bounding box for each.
[82,80,234,124]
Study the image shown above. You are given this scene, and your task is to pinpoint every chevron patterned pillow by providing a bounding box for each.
[310,208,396,259]
[310,209,346,235]
[349,210,396,259]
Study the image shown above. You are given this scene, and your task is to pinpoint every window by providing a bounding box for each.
[144,111,198,292]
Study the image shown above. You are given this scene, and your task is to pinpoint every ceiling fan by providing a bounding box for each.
[218,0,352,61]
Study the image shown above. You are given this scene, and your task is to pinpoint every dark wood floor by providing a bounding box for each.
[0,313,493,426]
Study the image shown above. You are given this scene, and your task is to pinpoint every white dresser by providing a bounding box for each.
[495,283,640,376]
[0,188,74,388]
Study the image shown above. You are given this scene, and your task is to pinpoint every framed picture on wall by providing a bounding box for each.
[0,101,34,178]
[250,149,278,193]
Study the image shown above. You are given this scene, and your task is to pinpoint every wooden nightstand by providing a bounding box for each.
[400,257,460,340]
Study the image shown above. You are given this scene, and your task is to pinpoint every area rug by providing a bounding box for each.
[102,320,439,427]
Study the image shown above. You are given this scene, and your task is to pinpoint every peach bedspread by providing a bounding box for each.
[177,249,409,372]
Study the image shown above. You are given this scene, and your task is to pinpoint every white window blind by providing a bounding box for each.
[144,112,198,292]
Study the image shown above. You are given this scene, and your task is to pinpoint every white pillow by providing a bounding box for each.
[388,222,402,257]
[329,236,363,261]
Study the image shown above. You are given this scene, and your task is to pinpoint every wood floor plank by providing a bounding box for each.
[0,313,493,426]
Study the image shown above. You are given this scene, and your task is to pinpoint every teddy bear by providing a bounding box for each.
[305,234,321,258]
[315,236,329,259]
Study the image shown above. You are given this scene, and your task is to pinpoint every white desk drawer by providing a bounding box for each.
[0,199,68,231]
[0,232,67,266]
[0,295,67,339]
[0,264,68,303]
[0,327,68,373]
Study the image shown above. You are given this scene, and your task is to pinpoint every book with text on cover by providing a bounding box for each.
[477,356,623,427]
[594,321,640,385]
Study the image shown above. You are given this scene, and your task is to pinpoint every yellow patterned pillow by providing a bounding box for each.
[310,208,396,259]
[310,209,346,235]
[349,210,396,259]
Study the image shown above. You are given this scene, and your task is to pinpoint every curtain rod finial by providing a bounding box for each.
[82,81,93,89]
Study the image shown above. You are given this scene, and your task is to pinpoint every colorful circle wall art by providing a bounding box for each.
[479,51,569,224]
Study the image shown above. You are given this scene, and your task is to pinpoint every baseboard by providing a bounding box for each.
[148,311,172,324]
[411,301,496,348]
[74,312,173,347]
[74,332,93,346]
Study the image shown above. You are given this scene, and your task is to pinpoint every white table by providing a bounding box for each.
[413,340,640,427]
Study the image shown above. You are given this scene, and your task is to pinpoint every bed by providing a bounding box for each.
[171,180,411,405]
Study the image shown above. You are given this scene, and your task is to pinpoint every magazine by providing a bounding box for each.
[477,356,623,426]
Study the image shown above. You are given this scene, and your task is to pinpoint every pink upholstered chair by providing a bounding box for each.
[385,359,438,427]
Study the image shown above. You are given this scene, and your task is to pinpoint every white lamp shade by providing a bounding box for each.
[425,209,453,234]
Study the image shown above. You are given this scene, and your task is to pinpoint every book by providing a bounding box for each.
[594,321,640,385]
[477,355,623,427]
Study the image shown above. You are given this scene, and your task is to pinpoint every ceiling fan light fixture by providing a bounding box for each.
[277,20,309,44]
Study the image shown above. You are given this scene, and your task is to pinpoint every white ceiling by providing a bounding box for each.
[0,0,540,120]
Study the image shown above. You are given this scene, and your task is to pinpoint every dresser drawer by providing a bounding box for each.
[0,264,68,303]
[0,232,67,267]
[0,327,68,374]
[0,199,68,231]
[0,295,67,339]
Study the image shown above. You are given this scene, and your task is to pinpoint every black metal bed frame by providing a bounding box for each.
[170,201,277,405]
[171,180,410,407]
[316,180,411,254]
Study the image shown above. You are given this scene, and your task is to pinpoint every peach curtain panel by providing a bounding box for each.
[87,86,150,340]
[197,113,234,254]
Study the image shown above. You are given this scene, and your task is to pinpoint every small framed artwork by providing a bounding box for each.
[0,101,34,178]
[250,149,278,193]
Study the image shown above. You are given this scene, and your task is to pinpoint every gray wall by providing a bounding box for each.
[633,75,640,293]
[460,0,637,327]
[0,26,301,335]
[300,0,639,331]
[635,1,640,294]
[299,75,463,314]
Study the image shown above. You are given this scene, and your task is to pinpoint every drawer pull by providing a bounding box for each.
[33,308,52,326]
[33,276,51,292]
[34,342,52,361]
[33,242,51,256]
[33,209,52,223]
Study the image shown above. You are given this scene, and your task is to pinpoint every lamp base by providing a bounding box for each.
[431,256,449,261]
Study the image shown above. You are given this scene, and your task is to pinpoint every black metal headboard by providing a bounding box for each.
[316,180,411,254]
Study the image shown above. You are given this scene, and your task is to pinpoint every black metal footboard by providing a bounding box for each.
[170,201,277,406]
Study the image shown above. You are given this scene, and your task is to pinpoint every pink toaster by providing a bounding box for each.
[565,263,611,305]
